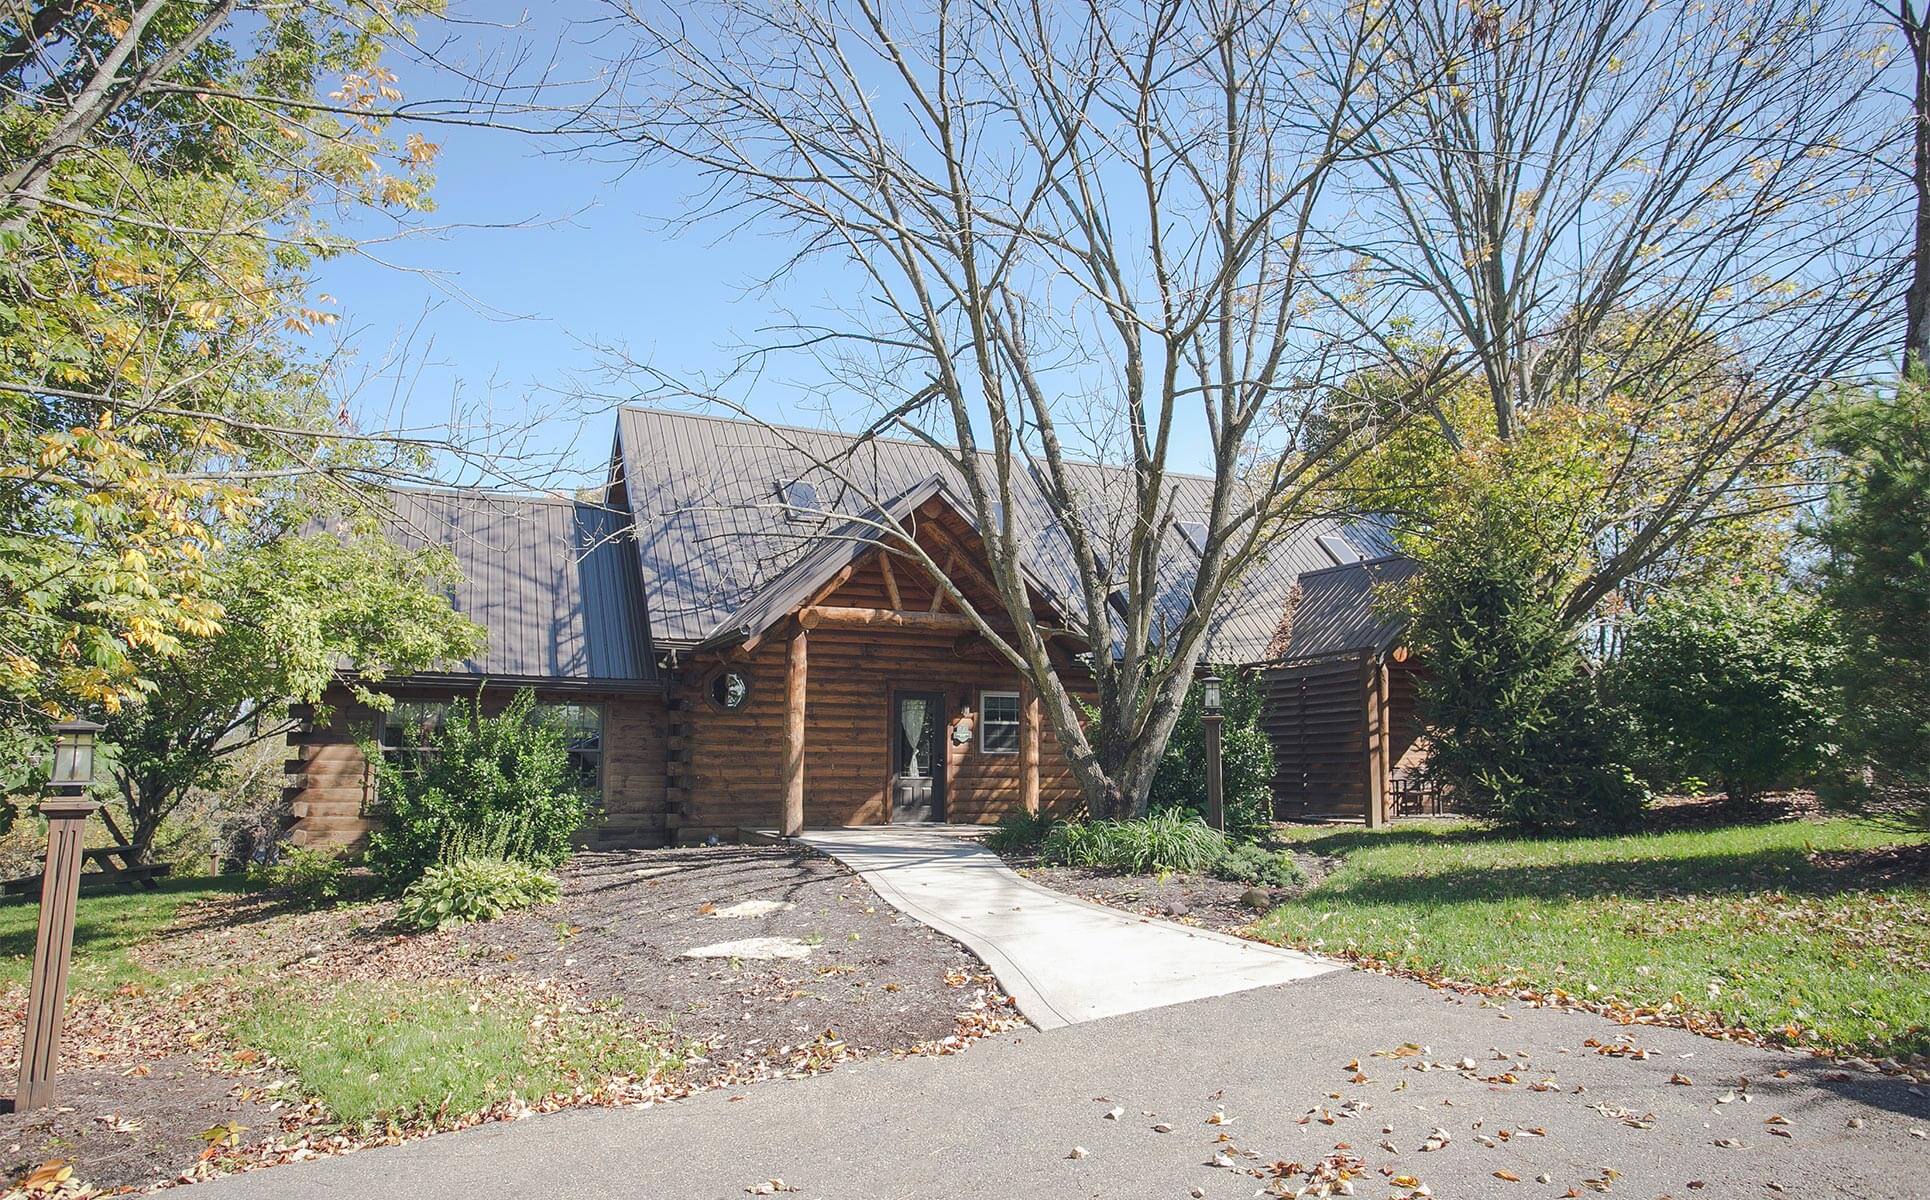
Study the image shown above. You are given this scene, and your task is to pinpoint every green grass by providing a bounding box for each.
[1258,817,1930,1058]
[233,981,677,1127]
[0,876,244,994]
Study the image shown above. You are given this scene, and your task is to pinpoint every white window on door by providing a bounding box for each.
[980,691,1021,754]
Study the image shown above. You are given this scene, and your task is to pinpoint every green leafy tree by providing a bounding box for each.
[1819,381,1930,794]
[1398,443,1646,830]
[1613,586,1841,804]
[2,2,446,723]
[99,531,483,862]
[366,689,590,891]
[1146,668,1274,841]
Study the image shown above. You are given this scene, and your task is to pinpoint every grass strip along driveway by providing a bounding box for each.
[1258,816,1930,1060]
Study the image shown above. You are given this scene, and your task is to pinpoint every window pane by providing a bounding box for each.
[981,692,1020,754]
[382,702,448,754]
[536,703,602,797]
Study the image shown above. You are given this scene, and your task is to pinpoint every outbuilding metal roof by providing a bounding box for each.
[381,488,658,688]
[613,406,1392,663]
[1267,554,1419,663]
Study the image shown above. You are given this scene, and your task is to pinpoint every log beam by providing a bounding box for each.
[1019,682,1040,815]
[782,628,807,836]
[800,605,981,632]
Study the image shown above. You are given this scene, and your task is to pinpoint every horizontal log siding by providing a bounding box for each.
[285,683,669,850]
[676,546,1091,841]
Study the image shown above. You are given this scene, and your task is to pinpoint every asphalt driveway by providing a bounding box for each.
[193,968,1928,1200]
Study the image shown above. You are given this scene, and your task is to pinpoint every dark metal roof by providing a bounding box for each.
[381,488,659,688]
[1268,554,1419,663]
[613,406,1390,662]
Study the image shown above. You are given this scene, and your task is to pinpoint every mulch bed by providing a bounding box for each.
[455,845,1006,1074]
[0,845,1017,1196]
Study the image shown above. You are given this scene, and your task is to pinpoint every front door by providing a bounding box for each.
[890,691,946,822]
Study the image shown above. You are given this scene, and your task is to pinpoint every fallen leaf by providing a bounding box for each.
[1103,1107,1123,1121]
[1669,1073,1693,1086]
[1494,1170,1522,1182]
[1066,1146,1088,1160]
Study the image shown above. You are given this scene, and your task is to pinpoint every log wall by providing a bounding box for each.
[671,529,1094,842]
[285,683,669,850]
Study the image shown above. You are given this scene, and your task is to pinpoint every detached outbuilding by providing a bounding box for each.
[284,407,1431,847]
[1255,556,1435,827]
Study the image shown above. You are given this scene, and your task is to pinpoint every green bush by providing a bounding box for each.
[395,857,561,932]
[1408,496,1646,830]
[1612,585,1841,803]
[1210,841,1306,889]
[983,809,1059,853]
[366,689,590,891]
[1146,667,1274,839]
[246,845,349,907]
[1040,809,1228,874]
[1819,380,1930,798]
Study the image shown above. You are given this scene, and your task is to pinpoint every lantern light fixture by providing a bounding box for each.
[1201,671,1223,716]
[49,719,103,791]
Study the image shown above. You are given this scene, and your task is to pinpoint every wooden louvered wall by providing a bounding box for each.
[1259,652,1374,821]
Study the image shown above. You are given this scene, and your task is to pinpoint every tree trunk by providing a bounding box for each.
[1905,3,1930,374]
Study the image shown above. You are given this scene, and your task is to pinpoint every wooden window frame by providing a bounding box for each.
[702,665,754,713]
[979,690,1021,755]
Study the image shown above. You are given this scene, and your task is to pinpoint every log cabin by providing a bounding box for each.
[285,407,1427,847]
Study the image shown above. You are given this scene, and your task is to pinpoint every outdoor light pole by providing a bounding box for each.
[16,719,103,1111]
[1200,670,1225,834]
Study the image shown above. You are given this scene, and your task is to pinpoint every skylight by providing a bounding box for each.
[1316,534,1363,566]
[1176,520,1209,553]
[776,479,818,521]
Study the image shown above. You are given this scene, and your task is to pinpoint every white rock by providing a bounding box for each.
[679,937,815,961]
[708,899,797,919]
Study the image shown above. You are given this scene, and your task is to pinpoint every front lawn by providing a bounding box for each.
[235,980,673,1126]
[0,846,1014,1194]
[0,875,244,993]
[1257,816,1930,1059]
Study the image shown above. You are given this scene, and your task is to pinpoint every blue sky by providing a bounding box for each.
[314,2,879,489]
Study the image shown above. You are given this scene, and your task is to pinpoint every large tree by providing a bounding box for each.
[1329,0,1905,628]
[100,527,484,863]
[595,0,1430,817]
[1,2,571,726]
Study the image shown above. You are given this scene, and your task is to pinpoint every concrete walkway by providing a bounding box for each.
[795,827,1333,1029]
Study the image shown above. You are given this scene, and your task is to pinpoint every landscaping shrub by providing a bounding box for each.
[1040,809,1228,873]
[1210,841,1305,889]
[245,845,349,907]
[1406,490,1646,830]
[983,809,1058,853]
[366,689,590,890]
[1612,585,1841,803]
[1146,667,1274,839]
[395,857,561,932]
[1819,380,1930,799]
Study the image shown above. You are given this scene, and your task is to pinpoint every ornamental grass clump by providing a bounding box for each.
[1041,809,1228,874]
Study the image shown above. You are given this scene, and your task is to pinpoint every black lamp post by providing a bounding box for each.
[16,719,103,1110]
[1200,669,1225,833]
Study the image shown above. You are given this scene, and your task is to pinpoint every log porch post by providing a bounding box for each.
[1363,651,1388,829]
[782,626,807,836]
[16,795,96,1110]
[1019,681,1040,816]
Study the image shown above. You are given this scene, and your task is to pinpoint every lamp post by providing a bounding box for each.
[1200,669,1225,834]
[16,719,102,1111]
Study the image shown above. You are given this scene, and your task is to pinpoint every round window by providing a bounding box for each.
[709,669,751,710]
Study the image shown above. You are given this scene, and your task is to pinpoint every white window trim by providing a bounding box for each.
[979,690,1021,755]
